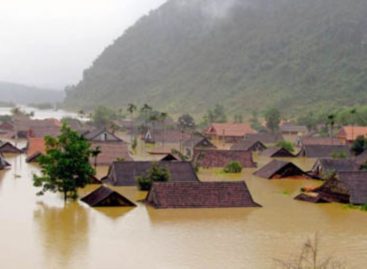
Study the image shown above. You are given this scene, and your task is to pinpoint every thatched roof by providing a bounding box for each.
[81,186,136,207]
[260,147,295,157]
[311,158,359,177]
[254,160,308,179]
[298,145,351,158]
[193,149,256,168]
[230,140,267,152]
[0,142,22,154]
[146,181,261,208]
[103,161,199,186]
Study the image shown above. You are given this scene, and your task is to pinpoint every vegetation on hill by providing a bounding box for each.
[65,0,367,116]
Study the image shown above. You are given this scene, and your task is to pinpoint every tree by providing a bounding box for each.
[33,124,96,202]
[205,104,227,124]
[127,103,137,143]
[233,114,243,123]
[250,111,263,131]
[90,145,102,168]
[276,140,294,153]
[327,114,335,137]
[178,114,196,130]
[137,163,170,190]
[92,106,117,128]
[223,161,242,173]
[264,108,281,133]
[351,135,367,156]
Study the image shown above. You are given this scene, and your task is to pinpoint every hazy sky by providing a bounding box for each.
[0,0,166,89]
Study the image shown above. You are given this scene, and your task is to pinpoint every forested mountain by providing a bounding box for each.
[0,82,64,105]
[65,0,367,116]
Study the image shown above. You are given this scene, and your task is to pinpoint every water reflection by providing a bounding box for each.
[33,202,89,269]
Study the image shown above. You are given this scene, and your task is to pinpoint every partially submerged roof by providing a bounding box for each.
[354,150,367,167]
[230,140,267,151]
[26,137,46,163]
[338,171,367,205]
[81,186,136,207]
[0,142,22,154]
[183,134,216,149]
[90,142,132,166]
[103,161,199,186]
[0,154,10,169]
[298,145,350,158]
[146,181,261,208]
[260,147,295,157]
[193,149,256,168]
[254,159,308,179]
[280,123,308,134]
[311,158,359,176]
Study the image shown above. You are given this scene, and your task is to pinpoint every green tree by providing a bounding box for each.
[137,163,170,190]
[92,106,117,128]
[250,111,263,131]
[223,161,242,173]
[351,135,367,156]
[264,108,281,133]
[33,124,95,202]
[178,114,196,130]
[276,140,294,153]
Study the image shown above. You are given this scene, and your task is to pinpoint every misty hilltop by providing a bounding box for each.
[65,0,367,115]
[0,82,64,105]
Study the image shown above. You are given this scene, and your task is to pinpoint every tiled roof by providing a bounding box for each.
[337,126,367,141]
[311,159,359,176]
[193,149,256,168]
[0,142,22,154]
[299,145,350,158]
[260,147,295,157]
[244,133,284,144]
[230,140,267,151]
[90,142,132,166]
[146,181,261,208]
[338,171,367,205]
[254,160,307,179]
[301,137,345,146]
[280,123,308,134]
[26,137,46,162]
[206,123,255,137]
[103,161,199,186]
[81,186,136,207]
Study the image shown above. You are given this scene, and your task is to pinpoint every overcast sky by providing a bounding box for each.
[0,0,166,89]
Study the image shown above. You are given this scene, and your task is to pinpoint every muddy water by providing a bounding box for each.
[0,152,367,269]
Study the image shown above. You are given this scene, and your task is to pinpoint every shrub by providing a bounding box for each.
[137,162,170,190]
[276,140,294,153]
[223,161,242,173]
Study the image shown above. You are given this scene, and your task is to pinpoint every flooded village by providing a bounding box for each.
[0,106,366,268]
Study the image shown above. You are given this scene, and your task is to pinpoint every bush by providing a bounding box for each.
[223,161,242,173]
[137,163,170,190]
[276,140,294,153]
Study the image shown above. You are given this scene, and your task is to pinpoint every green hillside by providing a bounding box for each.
[65,0,367,116]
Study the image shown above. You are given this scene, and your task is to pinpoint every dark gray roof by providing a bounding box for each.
[299,145,350,158]
[84,128,123,142]
[244,133,284,144]
[146,181,261,208]
[103,161,199,186]
[312,159,359,175]
[260,147,295,157]
[254,159,307,179]
[230,140,267,151]
[339,171,367,205]
[81,186,136,207]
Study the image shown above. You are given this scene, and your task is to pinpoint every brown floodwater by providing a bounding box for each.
[0,151,367,269]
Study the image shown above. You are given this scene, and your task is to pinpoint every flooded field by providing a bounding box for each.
[0,152,367,269]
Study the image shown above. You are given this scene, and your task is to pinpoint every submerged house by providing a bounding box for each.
[81,186,136,207]
[280,123,308,136]
[298,145,350,158]
[260,147,295,158]
[90,142,132,166]
[193,149,256,168]
[337,126,367,144]
[354,150,367,167]
[311,158,359,178]
[205,123,255,143]
[253,160,309,179]
[230,140,267,152]
[83,128,124,142]
[183,134,216,158]
[14,117,61,138]
[103,161,199,186]
[299,137,345,147]
[0,142,22,154]
[296,171,367,205]
[146,181,261,209]
[0,154,10,169]
[26,137,46,162]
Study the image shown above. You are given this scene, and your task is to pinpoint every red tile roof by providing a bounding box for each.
[26,137,46,162]
[337,126,367,141]
[90,142,132,166]
[193,149,256,168]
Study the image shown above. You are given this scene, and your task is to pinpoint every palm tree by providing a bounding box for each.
[159,112,168,148]
[90,146,101,169]
[127,103,137,143]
